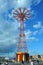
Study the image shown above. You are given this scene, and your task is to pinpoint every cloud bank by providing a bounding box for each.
[0,0,42,57]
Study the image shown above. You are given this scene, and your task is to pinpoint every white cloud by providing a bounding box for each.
[26,37,38,41]
[25,22,43,41]
[0,19,20,53]
[33,22,43,29]
[0,0,8,13]
[17,0,32,8]
[0,0,42,13]
[32,0,41,5]
[38,28,43,34]
[33,21,43,34]
[25,30,38,41]
[25,30,32,36]
[31,10,38,20]
[0,0,42,10]
[17,0,42,8]
[0,0,42,21]
[33,31,39,35]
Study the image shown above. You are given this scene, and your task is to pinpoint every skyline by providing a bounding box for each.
[0,0,43,58]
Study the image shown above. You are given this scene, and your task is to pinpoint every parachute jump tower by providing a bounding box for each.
[13,8,31,62]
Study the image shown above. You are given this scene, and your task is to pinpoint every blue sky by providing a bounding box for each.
[0,0,43,58]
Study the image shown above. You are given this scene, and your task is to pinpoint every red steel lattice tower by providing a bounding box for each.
[13,8,31,52]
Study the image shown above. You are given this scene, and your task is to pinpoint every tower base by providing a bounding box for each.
[16,52,29,62]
